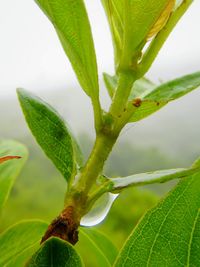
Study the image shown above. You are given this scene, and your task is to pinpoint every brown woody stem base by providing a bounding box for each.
[41,206,79,245]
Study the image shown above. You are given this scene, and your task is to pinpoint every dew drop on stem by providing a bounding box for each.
[80,193,119,226]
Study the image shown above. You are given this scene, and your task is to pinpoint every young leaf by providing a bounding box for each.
[0,140,27,211]
[76,228,118,267]
[0,220,48,266]
[130,77,156,99]
[147,0,175,40]
[17,88,80,183]
[27,237,83,267]
[102,1,174,69]
[121,0,173,69]
[108,157,200,191]
[146,71,200,101]
[114,173,200,266]
[101,1,123,66]
[35,0,99,100]
[139,0,194,77]
[130,71,200,122]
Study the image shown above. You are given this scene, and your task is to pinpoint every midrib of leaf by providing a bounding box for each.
[111,1,123,28]
[186,209,200,266]
[50,240,53,267]
[80,229,111,266]
[146,179,192,266]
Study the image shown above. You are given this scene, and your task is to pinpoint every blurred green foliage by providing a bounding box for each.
[1,134,178,238]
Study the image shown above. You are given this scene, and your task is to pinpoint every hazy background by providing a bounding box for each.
[1,1,200,156]
[0,1,200,265]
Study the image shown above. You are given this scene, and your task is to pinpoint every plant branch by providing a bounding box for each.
[97,163,200,194]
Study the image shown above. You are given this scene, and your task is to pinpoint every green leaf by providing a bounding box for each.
[146,71,200,101]
[35,0,99,100]
[114,173,200,266]
[17,88,80,183]
[129,101,165,122]
[130,77,156,99]
[101,1,123,66]
[0,140,27,211]
[27,237,83,267]
[122,0,174,68]
[6,244,39,267]
[76,228,118,267]
[109,157,200,191]
[130,71,200,122]
[0,220,48,266]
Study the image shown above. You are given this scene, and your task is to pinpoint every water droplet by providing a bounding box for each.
[80,193,118,227]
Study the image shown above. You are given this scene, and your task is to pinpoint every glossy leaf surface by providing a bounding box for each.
[17,89,77,183]
[27,237,83,267]
[115,173,200,266]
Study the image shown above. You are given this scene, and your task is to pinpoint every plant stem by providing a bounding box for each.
[43,63,138,245]
[73,131,119,198]
[69,71,137,207]
[92,95,103,134]
[67,71,137,214]
[109,70,136,117]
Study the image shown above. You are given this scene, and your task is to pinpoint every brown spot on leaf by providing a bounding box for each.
[0,156,21,164]
[132,98,142,107]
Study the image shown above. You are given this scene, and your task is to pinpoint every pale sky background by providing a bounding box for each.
[0,0,200,98]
